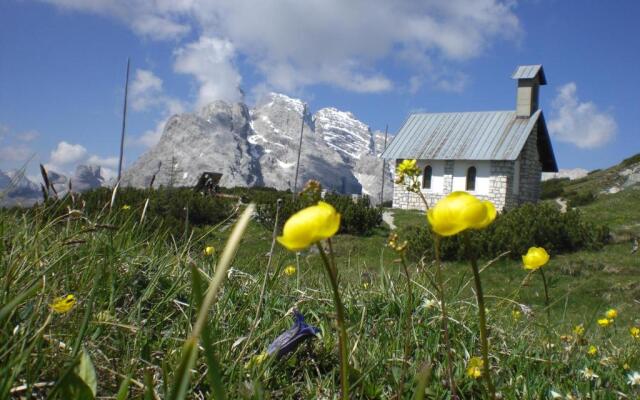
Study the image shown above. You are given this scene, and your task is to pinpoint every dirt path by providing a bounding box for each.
[382,210,396,230]
[555,198,567,213]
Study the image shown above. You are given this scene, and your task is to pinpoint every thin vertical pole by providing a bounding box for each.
[117,58,130,183]
[292,104,306,199]
[379,125,389,205]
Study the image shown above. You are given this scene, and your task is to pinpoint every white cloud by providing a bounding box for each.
[174,36,243,107]
[87,155,119,168]
[130,69,164,111]
[49,141,88,166]
[40,0,521,95]
[15,130,40,142]
[0,145,33,162]
[135,118,168,148]
[47,141,119,178]
[548,82,617,149]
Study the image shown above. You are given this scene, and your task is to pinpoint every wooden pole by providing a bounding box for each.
[379,125,388,205]
[117,58,130,183]
[292,104,306,199]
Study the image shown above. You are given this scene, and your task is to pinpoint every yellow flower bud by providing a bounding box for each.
[283,265,297,276]
[573,324,585,336]
[204,246,215,256]
[605,308,618,319]
[50,294,76,314]
[277,201,340,251]
[121,205,131,210]
[427,191,496,236]
[587,345,597,356]
[522,247,550,271]
[631,326,640,339]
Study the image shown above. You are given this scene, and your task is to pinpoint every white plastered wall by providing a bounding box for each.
[417,160,445,193]
[452,160,491,195]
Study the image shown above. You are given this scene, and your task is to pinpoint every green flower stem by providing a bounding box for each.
[464,233,496,400]
[397,254,415,398]
[539,268,551,325]
[434,236,457,398]
[317,242,349,400]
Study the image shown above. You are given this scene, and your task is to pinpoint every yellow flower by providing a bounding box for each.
[630,327,640,339]
[396,159,419,175]
[277,201,340,251]
[573,324,585,336]
[121,204,131,210]
[204,246,215,256]
[466,357,484,379]
[426,192,496,236]
[605,309,618,319]
[50,294,76,314]
[283,265,296,276]
[244,352,268,369]
[587,345,598,356]
[512,310,522,321]
[597,318,612,328]
[522,247,550,271]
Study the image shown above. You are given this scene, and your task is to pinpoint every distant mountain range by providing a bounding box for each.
[0,165,104,207]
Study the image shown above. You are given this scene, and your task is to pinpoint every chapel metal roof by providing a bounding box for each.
[381,109,558,172]
[511,65,547,84]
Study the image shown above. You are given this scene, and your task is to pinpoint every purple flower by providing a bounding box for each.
[267,310,320,358]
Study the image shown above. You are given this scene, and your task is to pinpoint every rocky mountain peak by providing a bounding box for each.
[314,107,374,162]
[121,92,393,203]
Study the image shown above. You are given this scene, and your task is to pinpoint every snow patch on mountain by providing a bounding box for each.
[314,107,374,162]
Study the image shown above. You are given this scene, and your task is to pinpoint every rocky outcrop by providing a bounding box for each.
[71,165,104,192]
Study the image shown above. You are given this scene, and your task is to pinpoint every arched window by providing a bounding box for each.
[466,166,477,191]
[422,165,432,189]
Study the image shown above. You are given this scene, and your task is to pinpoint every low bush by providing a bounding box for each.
[565,190,597,208]
[402,202,610,262]
[540,177,570,199]
[256,192,382,236]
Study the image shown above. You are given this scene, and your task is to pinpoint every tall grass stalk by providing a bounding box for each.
[463,232,496,400]
[316,242,349,400]
[169,204,255,400]
[433,236,457,398]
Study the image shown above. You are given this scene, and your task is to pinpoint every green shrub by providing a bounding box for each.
[403,202,609,262]
[620,153,640,168]
[565,190,597,208]
[540,177,570,199]
[256,193,382,236]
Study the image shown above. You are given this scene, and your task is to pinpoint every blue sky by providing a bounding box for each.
[1,0,638,180]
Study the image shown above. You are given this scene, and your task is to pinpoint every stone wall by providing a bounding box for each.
[488,160,515,210]
[517,124,542,204]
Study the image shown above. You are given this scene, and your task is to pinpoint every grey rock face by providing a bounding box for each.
[122,102,260,189]
[71,164,104,192]
[123,92,397,200]
[0,170,41,207]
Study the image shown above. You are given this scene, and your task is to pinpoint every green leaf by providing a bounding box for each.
[190,263,227,400]
[75,348,97,398]
[115,376,131,400]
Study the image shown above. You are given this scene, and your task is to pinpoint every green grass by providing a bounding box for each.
[2,192,640,399]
